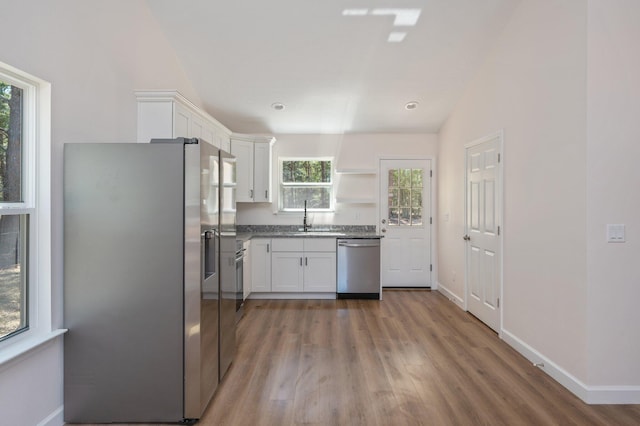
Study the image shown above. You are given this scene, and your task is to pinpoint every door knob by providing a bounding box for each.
[463,234,470,241]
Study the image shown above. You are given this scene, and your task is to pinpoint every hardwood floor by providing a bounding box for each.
[202,290,640,426]
[78,290,640,425]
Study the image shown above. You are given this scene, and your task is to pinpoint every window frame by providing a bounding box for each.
[0,61,57,363]
[278,157,334,213]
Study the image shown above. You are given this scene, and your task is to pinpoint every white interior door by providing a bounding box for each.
[465,134,502,332]
[379,159,432,287]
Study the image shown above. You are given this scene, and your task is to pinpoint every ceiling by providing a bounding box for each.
[145,0,520,135]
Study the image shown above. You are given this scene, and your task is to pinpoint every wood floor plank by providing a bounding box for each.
[74,291,640,426]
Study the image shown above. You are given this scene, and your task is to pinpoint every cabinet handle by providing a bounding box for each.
[305,257,308,266]
[265,190,268,199]
[300,257,303,266]
[249,189,254,198]
[266,243,270,253]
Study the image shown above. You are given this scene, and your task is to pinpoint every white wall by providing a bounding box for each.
[586,0,640,389]
[237,133,438,226]
[0,1,199,424]
[438,0,589,384]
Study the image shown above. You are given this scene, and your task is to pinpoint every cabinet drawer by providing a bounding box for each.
[271,238,304,252]
[304,238,337,252]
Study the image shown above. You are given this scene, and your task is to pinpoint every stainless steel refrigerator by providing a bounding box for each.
[63,138,236,423]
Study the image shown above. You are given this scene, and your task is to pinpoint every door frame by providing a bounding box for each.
[463,131,504,335]
[377,156,437,290]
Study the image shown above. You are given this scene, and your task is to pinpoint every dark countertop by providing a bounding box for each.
[236,225,381,242]
[237,231,382,241]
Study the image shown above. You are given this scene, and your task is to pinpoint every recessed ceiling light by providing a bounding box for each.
[271,102,285,111]
[405,101,419,110]
[388,32,407,43]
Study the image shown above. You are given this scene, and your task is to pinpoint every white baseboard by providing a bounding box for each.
[37,405,64,426]
[436,281,465,310]
[501,329,640,404]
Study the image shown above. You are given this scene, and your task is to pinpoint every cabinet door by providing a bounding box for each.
[137,101,174,142]
[191,114,204,139]
[250,239,271,292]
[304,252,336,292]
[231,140,254,202]
[253,142,272,202]
[220,136,231,153]
[203,124,216,147]
[174,102,191,138]
[272,252,304,292]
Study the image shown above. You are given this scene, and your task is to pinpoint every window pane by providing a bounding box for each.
[0,82,23,203]
[399,208,411,225]
[388,169,398,187]
[399,189,411,207]
[388,189,398,207]
[411,208,423,226]
[281,160,331,183]
[412,169,423,188]
[398,169,411,187]
[412,190,422,209]
[0,214,27,340]
[388,208,399,226]
[282,187,331,209]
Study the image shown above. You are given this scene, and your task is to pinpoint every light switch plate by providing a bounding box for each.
[607,224,625,243]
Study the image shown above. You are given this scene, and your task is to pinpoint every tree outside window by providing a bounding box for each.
[280,159,333,211]
[0,80,27,341]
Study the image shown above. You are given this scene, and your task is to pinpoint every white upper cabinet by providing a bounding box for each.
[231,134,275,203]
[135,91,231,150]
[232,139,254,202]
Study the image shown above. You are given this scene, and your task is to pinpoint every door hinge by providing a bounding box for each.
[498,153,501,163]
[430,170,433,178]
[430,217,432,225]
[430,264,433,272]
[498,226,501,236]
[497,298,500,308]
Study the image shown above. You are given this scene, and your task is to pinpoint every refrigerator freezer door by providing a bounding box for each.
[64,143,185,422]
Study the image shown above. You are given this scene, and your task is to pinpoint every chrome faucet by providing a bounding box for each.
[303,200,311,232]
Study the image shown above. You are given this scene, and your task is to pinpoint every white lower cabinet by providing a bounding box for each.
[271,252,304,292]
[271,238,336,293]
[303,252,337,292]
[250,238,271,292]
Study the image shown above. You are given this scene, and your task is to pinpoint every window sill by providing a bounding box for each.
[0,329,67,366]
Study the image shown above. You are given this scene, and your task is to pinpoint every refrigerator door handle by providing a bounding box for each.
[203,229,217,279]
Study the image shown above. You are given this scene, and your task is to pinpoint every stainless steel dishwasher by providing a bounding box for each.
[337,238,381,299]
